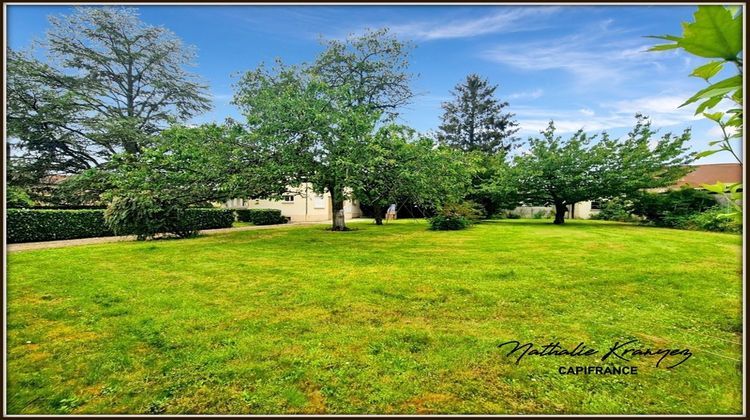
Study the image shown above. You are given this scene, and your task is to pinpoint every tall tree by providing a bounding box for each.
[235,29,414,231]
[348,125,475,225]
[312,28,415,119]
[438,74,519,153]
[513,116,693,224]
[101,123,285,239]
[6,7,211,185]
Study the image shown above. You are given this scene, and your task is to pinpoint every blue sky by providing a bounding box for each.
[6,4,742,163]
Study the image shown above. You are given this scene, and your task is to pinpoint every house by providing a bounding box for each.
[662,162,742,190]
[224,183,362,222]
[514,163,743,219]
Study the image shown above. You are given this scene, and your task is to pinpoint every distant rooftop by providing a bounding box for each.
[673,163,743,188]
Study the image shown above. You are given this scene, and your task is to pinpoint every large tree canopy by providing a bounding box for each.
[348,125,475,225]
[437,74,519,154]
[234,29,415,231]
[312,28,415,118]
[6,6,211,188]
[513,116,693,224]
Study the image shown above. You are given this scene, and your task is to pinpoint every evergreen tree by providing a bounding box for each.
[437,74,519,153]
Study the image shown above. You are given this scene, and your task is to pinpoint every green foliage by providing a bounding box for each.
[590,199,637,222]
[104,197,234,240]
[428,215,470,231]
[513,116,693,224]
[6,185,35,208]
[235,209,287,225]
[648,5,743,218]
[630,187,718,228]
[531,210,548,220]
[467,151,519,217]
[505,212,522,219]
[7,207,233,243]
[7,209,114,243]
[234,29,415,231]
[683,207,742,233]
[437,74,519,153]
[440,201,485,221]
[101,124,279,239]
[6,7,211,192]
[648,6,741,60]
[428,201,483,230]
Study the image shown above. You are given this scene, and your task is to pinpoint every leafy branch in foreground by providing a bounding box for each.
[648,5,743,217]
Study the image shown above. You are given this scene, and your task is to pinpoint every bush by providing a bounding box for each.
[8,209,115,243]
[684,208,741,233]
[631,187,717,227]
[506,212,521,219]
[429,215,470,230]
[235,209,287,225]
[105,196,236,240]
[428,201,485,230]
[6,186,34,208]
[184,208,236,230]
[591,198,637,222]
[532,210,548,219]
[440,201,485,221]
[8,207,234,243]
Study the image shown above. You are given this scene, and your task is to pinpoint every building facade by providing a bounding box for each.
[224,183,362,222]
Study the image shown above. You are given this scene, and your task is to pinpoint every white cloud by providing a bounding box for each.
[514,93,702,135]
[343,7,560,42]
[480,20,663,87]
[508,88,544,100]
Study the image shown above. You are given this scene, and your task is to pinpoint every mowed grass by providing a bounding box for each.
[6,219,743,414]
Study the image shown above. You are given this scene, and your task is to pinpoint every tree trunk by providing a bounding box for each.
[373,204,383,225]
[330,187,347,231]
[554,201,567,225]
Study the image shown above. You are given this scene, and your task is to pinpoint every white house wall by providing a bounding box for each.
[513,201,595,219]
[224,183,362,222]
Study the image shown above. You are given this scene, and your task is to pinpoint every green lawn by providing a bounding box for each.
[6,219,743,414]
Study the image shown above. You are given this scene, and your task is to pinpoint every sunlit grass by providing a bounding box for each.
[6,219,742,414]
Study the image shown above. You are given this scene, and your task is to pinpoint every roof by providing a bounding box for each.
[673,163,743,188]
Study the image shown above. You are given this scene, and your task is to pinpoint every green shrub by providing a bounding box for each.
[439,201,485,221]
[104,195,171,240]
[591,198,637,222]
[429,215,470,230]
[428,201,484,230]
[631,187,717,227]
[506,212,521,219]
[8,209,115,243]
[684,207,742,233]
[184,208,235,230]
[235,209,287,225]
[532,210,548,219]
[105,195,236,240]
[6,186,34,208]
[8,207,234,243]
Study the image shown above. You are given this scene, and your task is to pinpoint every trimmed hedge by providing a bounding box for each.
[235,209,288,225]
[7,208,235,243]
[8,209,115,243]
[182,209,236,231]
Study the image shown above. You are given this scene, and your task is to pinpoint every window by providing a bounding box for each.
[283,195,294,203]
[590,200,601,210]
